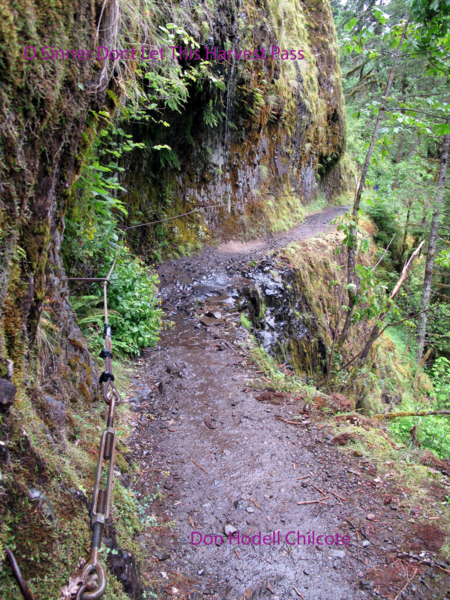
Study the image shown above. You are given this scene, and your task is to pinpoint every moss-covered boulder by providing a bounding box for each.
[240,233,417,413]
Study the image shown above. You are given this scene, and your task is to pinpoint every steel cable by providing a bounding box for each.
[5,200,234,599]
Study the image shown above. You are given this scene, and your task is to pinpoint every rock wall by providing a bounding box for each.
[0,0,349,596]
[241,254,329,379]
[123,0,352,256]
[0,0,102,387]
[0,0,349,394]
[0,3,137,599]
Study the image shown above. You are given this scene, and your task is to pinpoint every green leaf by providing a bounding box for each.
[344,17,357,31]
[433,123,450,136]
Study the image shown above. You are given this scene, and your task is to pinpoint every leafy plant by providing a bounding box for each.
[241,314,252,331]
[72,246,162,356]
[430,357,450,409]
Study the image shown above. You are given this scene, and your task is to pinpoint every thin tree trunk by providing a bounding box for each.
[416,131,450,360]
[393,134,404,189]
[336,14,410,350]
[393,76,408,189]
[401,199,412,265]
[349,240,423,365]
[373,409,450,420]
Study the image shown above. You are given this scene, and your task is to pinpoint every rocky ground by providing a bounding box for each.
[121,207,450,600]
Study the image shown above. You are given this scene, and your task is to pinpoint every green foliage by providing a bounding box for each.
[249,337,315,396]
[412,0,450,38]
[203,99,219,128]
[158,146,181,169]
[435,247,450,269]
[426,304,450,356]
[390,406,450,460]
[334,210,396,323]
[72,247,162,356]
[135,489,162,526]
[430,357,450,404]
[332,0,450,363]
[63,110,134,278]
[364,199,402,258]
[388,358,450,460]
[241,314,252,331]
[336,211,363,249]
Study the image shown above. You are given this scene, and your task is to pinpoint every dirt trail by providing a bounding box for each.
[125,207,447,600]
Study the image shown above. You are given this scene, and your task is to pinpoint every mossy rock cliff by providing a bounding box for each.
[121,0,352,257]
[0,3,138,599]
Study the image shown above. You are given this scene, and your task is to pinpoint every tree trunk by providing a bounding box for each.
[393,76,408,189]
[393,134,403,188]
[401,199,412,265]
[349,240,423,366]
[416,131,450,360]
[336,14,410,350]
[373,409,450,420]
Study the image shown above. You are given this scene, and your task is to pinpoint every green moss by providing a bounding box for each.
[0,359,141,600]
[271,234,421,412]
[116,0,350,256]
[0,3,144,593]
[248,336,315,396]
[241,314,252,331]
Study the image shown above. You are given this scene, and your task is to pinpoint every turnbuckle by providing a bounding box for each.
[91,426,116,527]
[63,315,118,599]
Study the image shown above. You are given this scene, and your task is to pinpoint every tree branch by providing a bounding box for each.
[373,410,450,420]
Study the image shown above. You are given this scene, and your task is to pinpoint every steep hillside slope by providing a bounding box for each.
[242,232,416,412]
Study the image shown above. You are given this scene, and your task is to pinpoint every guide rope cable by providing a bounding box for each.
[4,201,232,599]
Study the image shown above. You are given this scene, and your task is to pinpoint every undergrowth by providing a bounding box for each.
[0,364,142,600]
[386,354,450,460]
[245,335,316,397]
[325,416,450,558]
[71,245,162,356]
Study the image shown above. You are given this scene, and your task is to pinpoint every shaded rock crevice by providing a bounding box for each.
[122,0,352,256]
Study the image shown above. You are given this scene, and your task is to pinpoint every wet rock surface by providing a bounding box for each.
[240,258,328,377]
[0,378,16,410]
[126,208,449,600]
[104,525,142,599]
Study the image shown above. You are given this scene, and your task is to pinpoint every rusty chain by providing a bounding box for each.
[5,266,120,600]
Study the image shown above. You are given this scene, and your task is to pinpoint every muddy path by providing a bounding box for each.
[124,206,448,600]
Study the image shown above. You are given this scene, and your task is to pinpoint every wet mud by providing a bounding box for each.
[125,207,450,600]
